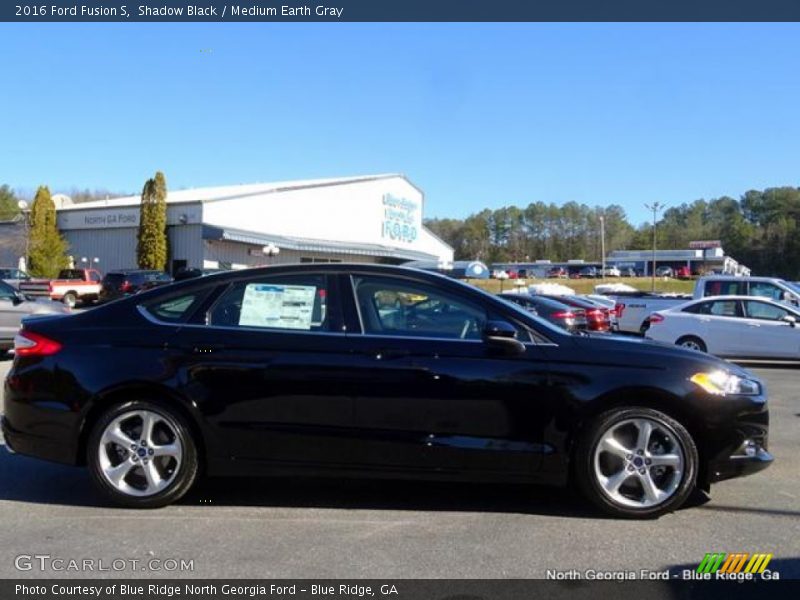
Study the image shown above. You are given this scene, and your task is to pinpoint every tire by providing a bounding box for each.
[87,400,199,508]
[575,407,698,518]
[676,336,707,353]
[62,292,78,308]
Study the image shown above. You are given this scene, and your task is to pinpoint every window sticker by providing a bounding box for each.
[239,284,317,330]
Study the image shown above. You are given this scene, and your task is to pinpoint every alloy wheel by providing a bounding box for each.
[593,417,685,508]
[97,409,183,497]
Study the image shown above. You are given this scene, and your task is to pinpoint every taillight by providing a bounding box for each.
[586,308,605,320]
[614,303,625,318]
[552,311,575,319]
[13,331,62,356]
[120,280,133,292]
[649,314,665,325]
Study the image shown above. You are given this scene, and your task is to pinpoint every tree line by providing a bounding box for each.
[424,186,800,279]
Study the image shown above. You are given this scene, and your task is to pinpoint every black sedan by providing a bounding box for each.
[2,264,772,518]
[497,293,587,332]
[99,270,173,302]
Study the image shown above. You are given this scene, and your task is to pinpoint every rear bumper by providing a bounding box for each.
[2,415,77,465]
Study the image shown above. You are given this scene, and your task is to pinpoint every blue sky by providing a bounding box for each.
[1,23,799,225]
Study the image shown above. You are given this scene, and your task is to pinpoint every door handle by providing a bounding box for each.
[177,343,226,354]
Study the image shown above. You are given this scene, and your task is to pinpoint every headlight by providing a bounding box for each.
[690,371,761,396]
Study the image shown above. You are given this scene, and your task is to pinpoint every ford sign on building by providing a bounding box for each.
[55,174,454,274]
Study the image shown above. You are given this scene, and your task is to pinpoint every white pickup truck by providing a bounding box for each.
[605,276,800,334]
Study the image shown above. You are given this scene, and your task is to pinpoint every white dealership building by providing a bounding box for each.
[54,174,454,274]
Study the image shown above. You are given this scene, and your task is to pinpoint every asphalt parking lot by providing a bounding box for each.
[0,358,798,579]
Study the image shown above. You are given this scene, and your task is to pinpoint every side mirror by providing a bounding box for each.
[782,315,797,328]
[483,320,526,355]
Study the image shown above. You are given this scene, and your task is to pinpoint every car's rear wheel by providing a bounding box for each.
[575,407,698,518]
[676,336,707,353]
[87,400,198,508]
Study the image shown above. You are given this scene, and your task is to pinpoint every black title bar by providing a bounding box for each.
[4,1,800,22]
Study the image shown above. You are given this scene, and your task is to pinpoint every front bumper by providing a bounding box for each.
[708,440,774,483]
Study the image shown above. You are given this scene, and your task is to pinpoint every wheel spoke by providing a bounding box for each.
[102,426,136,450]
[152,443,181,459]
[640,472,666,504]
[635,419,653,451]
[649,453,681,468]
[599,435,632,459]
[601,470,631,495]
[140,412,158,446]
[142,461,164,492]
[105,461,134,487]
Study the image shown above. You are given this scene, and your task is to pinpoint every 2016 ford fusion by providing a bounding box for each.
[2,264,772,517]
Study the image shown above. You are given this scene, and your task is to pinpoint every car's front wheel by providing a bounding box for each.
[575,407,698,518]
[87,400,199,508]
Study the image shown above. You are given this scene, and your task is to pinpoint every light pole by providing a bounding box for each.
[17,200,29,271]
[644,202,665,292]
[262,243,280,265]
[81,256,100,270]
[599,213,606,280]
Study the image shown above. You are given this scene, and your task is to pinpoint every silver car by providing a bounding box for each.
[0,267,31,290]
[0,279,71,352]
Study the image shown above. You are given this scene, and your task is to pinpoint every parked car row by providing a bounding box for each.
[499,292,615,333]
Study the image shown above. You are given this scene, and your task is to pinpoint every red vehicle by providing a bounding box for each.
[19,268,103,308]
[540,295,612,332]
[675,266,692,280]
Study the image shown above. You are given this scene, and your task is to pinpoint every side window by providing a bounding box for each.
[708,300,739,317]
[353,276,487,340]
[208,275,329,331]
[748,282,782,301]
[744,301,789,321]
[90,271,102,282]
[705,280,743,296]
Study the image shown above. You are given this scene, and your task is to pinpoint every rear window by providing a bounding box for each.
[143,291,206,323]
[59,269,85,280]
[104,273,127,284]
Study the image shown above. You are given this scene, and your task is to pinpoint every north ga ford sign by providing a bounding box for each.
[381,194,419,244]
[58,205,202,230]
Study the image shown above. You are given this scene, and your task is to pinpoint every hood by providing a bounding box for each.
[571,332,753,378]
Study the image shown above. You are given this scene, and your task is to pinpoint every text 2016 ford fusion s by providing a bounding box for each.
[2,264,772,517]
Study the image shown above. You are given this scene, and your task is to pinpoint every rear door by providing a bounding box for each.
[702,299,745,355]
[168,271,361,469]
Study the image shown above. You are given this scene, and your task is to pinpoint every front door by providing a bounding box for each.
[343,273,547,477]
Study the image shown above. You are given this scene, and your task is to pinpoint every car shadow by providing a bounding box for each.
[0,444,605,518]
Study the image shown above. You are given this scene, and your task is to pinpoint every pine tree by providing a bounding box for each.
[136,171,168,269]
[27,186,69,277]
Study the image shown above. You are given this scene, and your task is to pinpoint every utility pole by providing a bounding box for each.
[644,202,665,292]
